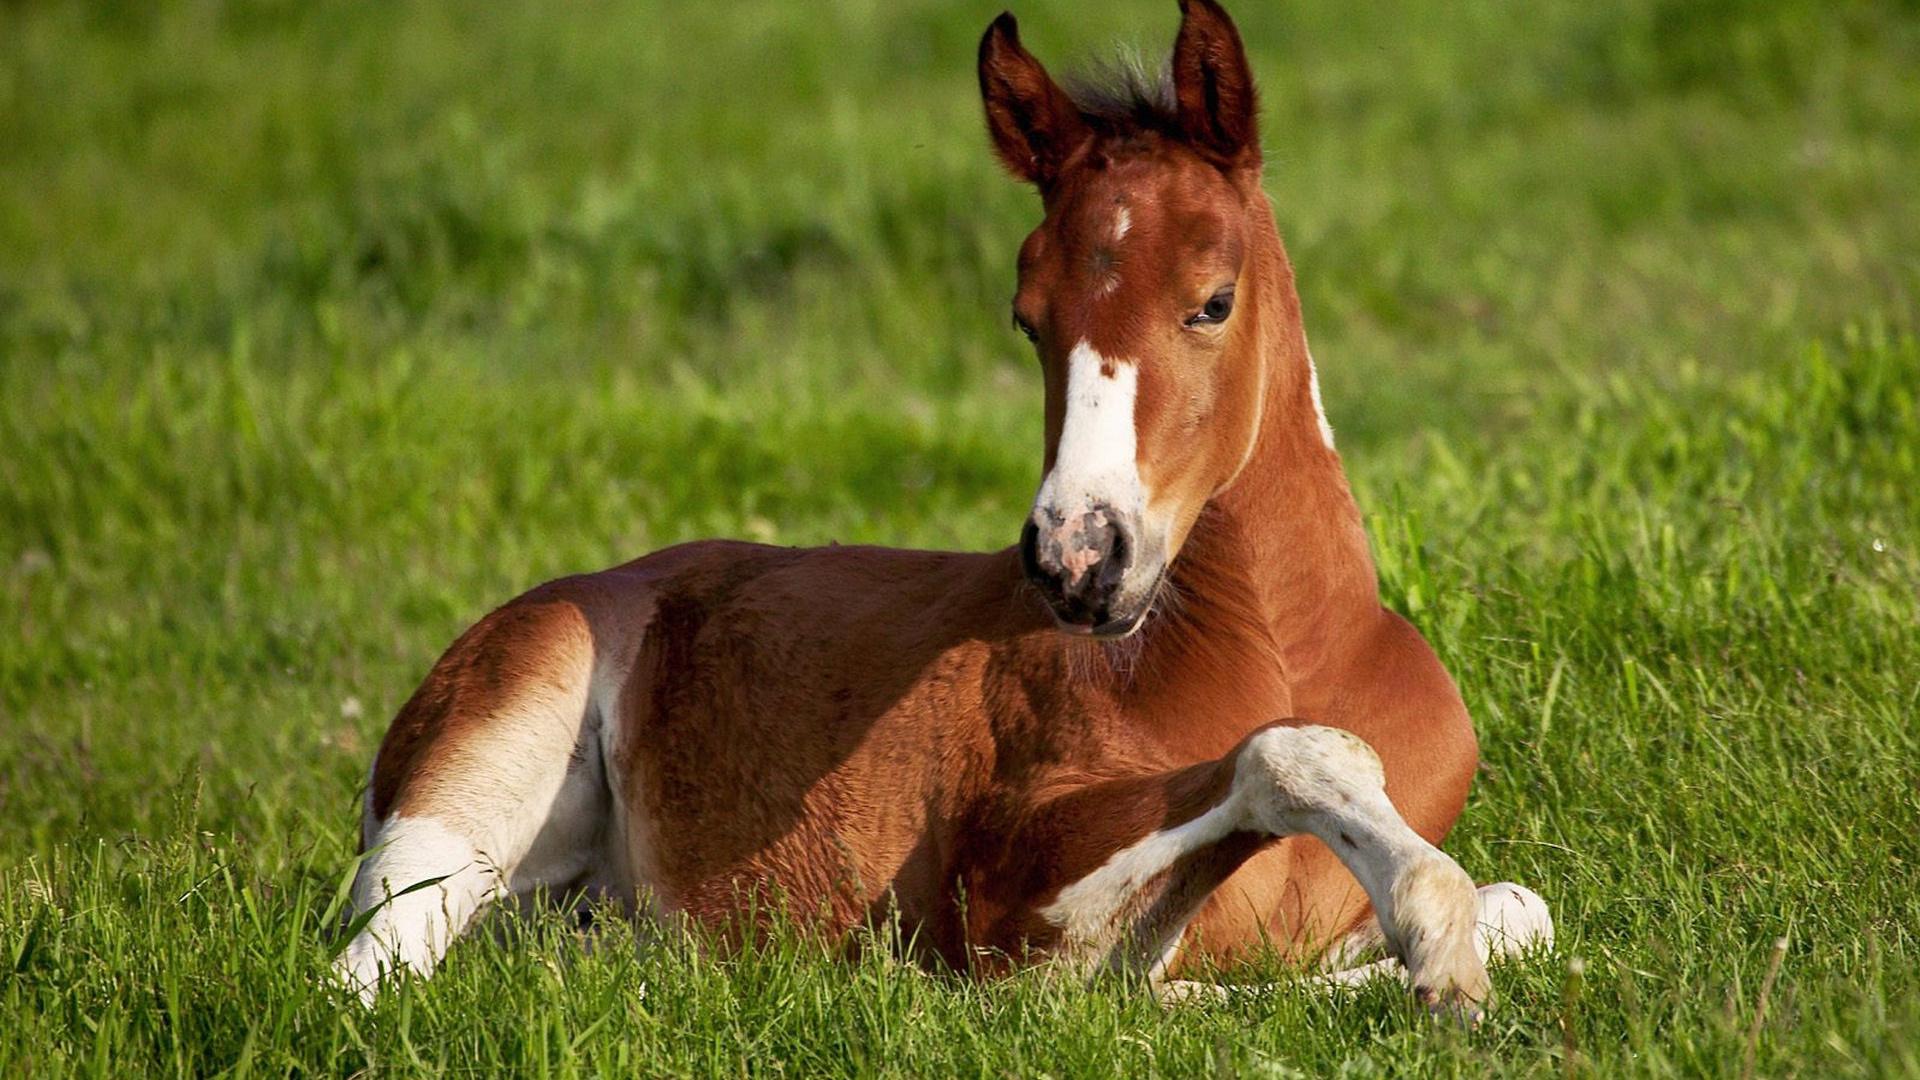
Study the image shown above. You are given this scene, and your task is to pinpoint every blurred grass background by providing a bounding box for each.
[2,0,1918,1075]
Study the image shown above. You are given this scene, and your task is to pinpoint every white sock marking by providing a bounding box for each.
[1313,882,1555,991]
[1041,725,1492,1006]
[334,816,498,1003]
[1471,881,1555,961]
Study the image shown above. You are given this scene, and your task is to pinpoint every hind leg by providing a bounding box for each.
[334,599,613,1003]
[337,816,504,997]
[336,761,611,1001]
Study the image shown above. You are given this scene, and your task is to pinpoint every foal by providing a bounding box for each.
[336,0,1552,1014]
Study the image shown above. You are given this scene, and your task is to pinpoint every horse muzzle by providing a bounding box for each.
[1020,502,1156,637]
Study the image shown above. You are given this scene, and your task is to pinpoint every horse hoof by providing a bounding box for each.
[1415,973,1490,1026]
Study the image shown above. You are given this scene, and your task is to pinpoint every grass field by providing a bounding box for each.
[4,0,1919,1075]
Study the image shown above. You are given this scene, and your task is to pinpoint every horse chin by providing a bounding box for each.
[1047,579,1160,641]
[1087,608,1151,640]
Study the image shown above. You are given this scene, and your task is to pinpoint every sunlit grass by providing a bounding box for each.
[3,0,1917,1075]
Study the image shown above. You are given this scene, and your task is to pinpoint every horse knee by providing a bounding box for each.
[1232,723,1388,833]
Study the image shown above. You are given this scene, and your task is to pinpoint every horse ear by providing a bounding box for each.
[1171,0,1259,165]
[978,13,1089,187]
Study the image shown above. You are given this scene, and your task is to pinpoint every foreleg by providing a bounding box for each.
[1318,881,1554,988]
[1033,723,1492,1015]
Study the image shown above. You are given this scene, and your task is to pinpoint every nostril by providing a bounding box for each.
[1096,520,1132,593]
[1019,519,1045,584]
[1106,514,1131,569]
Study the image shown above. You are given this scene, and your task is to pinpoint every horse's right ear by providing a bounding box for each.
[978,13,1089,188]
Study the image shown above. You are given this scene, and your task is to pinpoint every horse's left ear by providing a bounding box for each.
[1171,0,1260,166]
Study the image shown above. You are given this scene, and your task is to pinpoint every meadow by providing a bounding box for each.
[3,0,1918,1075]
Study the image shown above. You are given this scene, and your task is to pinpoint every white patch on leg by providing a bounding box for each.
[1037,724,1495,1014]
[1313,882,1555,993]
[1314,955,1403,989]
[1155,978,1237,1006]
[334,816,499,1004]
[1040,798,1239,964]
[1234,726,1487,1011]
[359,759,378,850]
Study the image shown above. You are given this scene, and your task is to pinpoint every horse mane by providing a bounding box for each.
[1061,51,1179,136]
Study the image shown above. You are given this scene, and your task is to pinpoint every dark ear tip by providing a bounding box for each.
[980,12,1017,68]
[1179,0,1234,26]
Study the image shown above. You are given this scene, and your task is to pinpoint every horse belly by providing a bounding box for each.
[603,637,954,940]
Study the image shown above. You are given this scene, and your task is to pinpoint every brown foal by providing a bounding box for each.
[336,0,1552,1016]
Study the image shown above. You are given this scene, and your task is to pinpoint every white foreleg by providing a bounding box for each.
[1041,724,1493,1015]
[1318,881,1555,990]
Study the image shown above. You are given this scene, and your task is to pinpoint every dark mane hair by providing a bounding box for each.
[1060,52,1180,135]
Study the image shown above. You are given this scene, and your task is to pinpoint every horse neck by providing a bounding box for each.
[1165,213,1381,682]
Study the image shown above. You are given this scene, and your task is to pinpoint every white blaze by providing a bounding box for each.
[1034,341,1144,518]
[1113,206,1132,242]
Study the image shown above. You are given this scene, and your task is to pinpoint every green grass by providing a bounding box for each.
[3,0,1918,1075]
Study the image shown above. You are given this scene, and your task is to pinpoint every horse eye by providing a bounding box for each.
[1013,313,1039,343]
[1188,288,1235,326]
